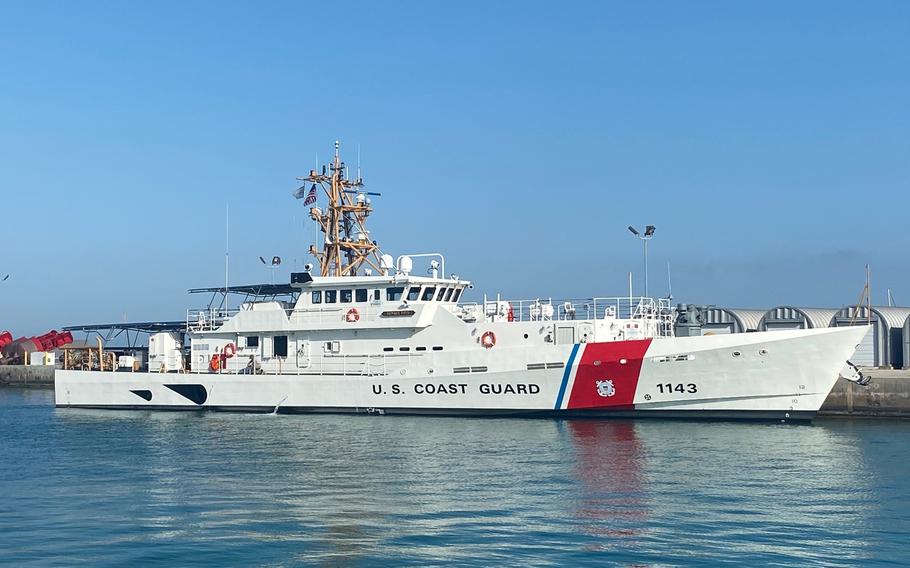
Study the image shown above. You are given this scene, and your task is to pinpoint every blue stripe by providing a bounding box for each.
[554,343,580,411]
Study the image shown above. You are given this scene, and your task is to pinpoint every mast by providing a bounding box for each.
[295,141,383,277]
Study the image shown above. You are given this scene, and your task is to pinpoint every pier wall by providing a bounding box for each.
[819,370,910,417]
[0,366,55,387]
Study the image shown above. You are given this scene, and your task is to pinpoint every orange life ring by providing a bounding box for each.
[481,331,496,349]
[346,308,360,323]
[209,353,221,371]
[222,342,236,358]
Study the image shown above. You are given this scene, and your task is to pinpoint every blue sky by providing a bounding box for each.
[0,1,908,334]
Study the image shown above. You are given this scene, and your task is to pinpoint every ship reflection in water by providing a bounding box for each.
[2,388,903,566]
[565,421,649,546]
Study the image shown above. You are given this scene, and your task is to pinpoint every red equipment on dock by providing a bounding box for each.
[0,330,73,364]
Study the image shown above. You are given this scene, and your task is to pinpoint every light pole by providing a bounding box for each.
[627,225,656,297]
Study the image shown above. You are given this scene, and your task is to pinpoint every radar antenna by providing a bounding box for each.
[294,141,383,276]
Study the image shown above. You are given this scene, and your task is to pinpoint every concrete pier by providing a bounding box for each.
[3,367,910,417]
[0,366,55,387]
[819,370,910,418]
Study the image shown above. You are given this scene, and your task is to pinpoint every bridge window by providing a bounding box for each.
[407,287,421,301]
[387,287,404,301]
[356,289,368,302]
[443,288,454,302]
[274,335,288,357]
[311,291,322,304]
[325,290,338,303]
[436,287,448,301]
[340,289,353,303]
[452,288,463,302]
[421,287,436,301]
[246,336,259,348]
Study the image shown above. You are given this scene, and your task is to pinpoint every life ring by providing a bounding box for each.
[209,354,221,371]
[222,342,236,358]
[481,331,496,349]
[345,308,360,323]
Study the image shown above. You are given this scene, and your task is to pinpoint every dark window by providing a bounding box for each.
[312,291,322,304]
[274,336,288,357]
[373,289,381,301]
[421,287,436,301]
[356,289,368,302]
[382,347,394,352]
[436,287,448,301]
[443,288,454,301]
[416,346,427,351]
[246,336,259,348]
[407,287,421,301]
[387,287,404,301]
[452,289,463,302]
[340,289,353,303]
[325,290,337,303]
[432,346,444,351]
[399,347,410,352]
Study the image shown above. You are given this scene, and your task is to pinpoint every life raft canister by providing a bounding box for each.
[481,331,496,349]
[346,308,360,323]
[209,353,221,371]
[222,342,237,358]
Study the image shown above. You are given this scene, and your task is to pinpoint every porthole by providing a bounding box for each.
[732,351,742,358]
[759,348,769,356]
[523,333,529,339]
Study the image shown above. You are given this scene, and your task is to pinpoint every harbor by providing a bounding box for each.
[2,2,908,566]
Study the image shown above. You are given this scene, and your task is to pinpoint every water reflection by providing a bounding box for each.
[0,389,901,566]
[566,421,649,544]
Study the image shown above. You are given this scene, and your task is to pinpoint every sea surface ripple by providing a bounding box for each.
[1,388,908,567]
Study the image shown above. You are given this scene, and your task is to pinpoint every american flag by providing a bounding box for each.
[303,186,317,206]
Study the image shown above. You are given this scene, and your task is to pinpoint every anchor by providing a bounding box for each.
[839,360,870,386]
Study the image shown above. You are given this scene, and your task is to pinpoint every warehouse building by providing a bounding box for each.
[700,308,765,335]
[830,306,910,368]
[904,314,910,370]
[757,307,838,331]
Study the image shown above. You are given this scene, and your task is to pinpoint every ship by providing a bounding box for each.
[55,142,869,421]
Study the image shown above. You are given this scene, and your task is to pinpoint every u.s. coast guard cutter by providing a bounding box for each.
[55,142,868,421]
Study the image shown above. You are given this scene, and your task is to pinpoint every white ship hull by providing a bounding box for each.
[55,326,867,422]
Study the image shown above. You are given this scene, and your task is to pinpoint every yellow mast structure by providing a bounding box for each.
[296,141,383,277]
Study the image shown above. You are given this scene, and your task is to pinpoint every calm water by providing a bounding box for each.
[1,388,908,567]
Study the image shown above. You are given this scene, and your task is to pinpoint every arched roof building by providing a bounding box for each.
[831,306,910,368]
[758,307,838,331]
[700,308,765,335]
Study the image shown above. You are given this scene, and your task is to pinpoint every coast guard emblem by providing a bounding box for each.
[596,379,616,398]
